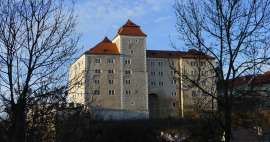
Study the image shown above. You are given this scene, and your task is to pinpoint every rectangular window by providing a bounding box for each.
[192,91,196,97]
[159,81,163,86]
[150,61,155,66]
[151,81,156,86]
[172,79,176,84]
[130,50,134,54]
[107,58,114,64]
[95,69,101,73]
[95,58,101,63]
[172,102,176,107]
[109,80,114,84]
[171,92,176,96]
[171,70,175,75]
[109,90,115,95]
[125,90,131,95]
[125,70,132,75]
[125,80,131,84]
[151,72,155,76]
[159,72,163,76]
[125,59,131,64]
[93,90,100,95]
[94,80,100,84]
[108,69,114,74]
[158,61,163,66]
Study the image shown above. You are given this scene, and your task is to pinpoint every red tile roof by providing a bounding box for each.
[117,19,147,37]
[232,71,270,87]
[146,49,215,59]
[86,37,120,55]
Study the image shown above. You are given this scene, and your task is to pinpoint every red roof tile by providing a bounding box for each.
[232,71,270,87]
[146,50,215,59]
[86,37,120,55]
[117,19,147,36]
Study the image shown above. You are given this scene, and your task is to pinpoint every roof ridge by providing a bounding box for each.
[87,37,120,55]
[123,19,139,27]
[101,36,111,43]
[116,19,146,36]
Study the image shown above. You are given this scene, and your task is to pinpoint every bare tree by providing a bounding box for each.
[0,0,78,142]
[174,0,270,141]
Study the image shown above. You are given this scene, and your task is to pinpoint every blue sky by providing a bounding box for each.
[75,0,183,53]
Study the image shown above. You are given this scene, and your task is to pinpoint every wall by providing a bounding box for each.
[68,55,86,104]
[85,54,122,110]
[118,35,148,113]
[147,57,180,118]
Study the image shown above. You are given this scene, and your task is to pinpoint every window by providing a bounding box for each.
[151,72,155,76]
[108,69,114,74]
[95,69,101,73]
[192,91,196,97]
[172,102,176,107]
[159,81,164,86]
[125,80,131,84]
[109,80,114,84]
[125,59,131,64]
[125,90,131,95]
[95,58,101,63]
[159,72,163,76]
[158,61,163,66]
[107,58,114,64]
[172,79,176,84]
[190,61,193,66]
[191,71,194,75]
[130,50,134,54]
[151,81,156,86]
[125,70,132,75]
[108,90,115,95]
[94,80,100,84]
[128,39,133,44]
[171,92,176,96]
[93,90,100,95]
[150,61,155,66]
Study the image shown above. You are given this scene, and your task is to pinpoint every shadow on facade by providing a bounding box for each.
[149,93,160,119]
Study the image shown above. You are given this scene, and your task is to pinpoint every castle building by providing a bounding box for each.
[68,20,216,119]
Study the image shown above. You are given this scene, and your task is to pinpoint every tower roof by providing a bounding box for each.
[86,37,120,55]
[117,19,147,37]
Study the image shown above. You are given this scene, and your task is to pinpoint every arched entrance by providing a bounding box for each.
[148,93,159,119]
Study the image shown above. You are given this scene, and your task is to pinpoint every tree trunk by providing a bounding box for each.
[224,92,232,142]
[10,103,26,142]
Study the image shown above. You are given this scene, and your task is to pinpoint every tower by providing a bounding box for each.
[112,20,148,117]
